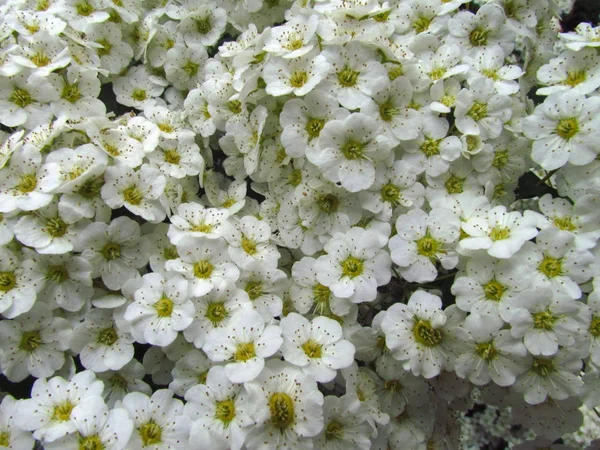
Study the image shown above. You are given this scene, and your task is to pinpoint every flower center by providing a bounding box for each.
[228,100,242,114]
[62,81,82,103]
[380,183,400,203]
[30,52,50,67]
[469,27,490,46]
[158,122,174,133]
[245,281,263,300]
[163,149,180,165]
[97,327,119,346]
[341,256,364,278]
[468,102,488,121]
[76,1,94,16]
[183,61,199,76]
[193,260,214,279]
[196,16,212,34]
[379,101,398,122]
[78,177,104,198]
[384,379,403,394]
[101,242,121,261]
[163,246,178,260]
[46,217,69,238]
[413,15,432,33]
[555,118,579,140]
[205,301,228,325]
[532,309,558,330]
[589,316,600,337]
[305,118,325,140]
[131,88,147,101]
[531,358,555,377]
[215,398,236,424]
[483,279,505,302]
[96,38,112,56]
[154,297,174,318]
[337,66,360,87]
[416,234,442,259]
[191,221,214,233]
[241,235,258,255]
[565,70,586,87]
[301,339,323,358]
[445,174,464,194]
[16,173,38,193]
[325,419,344,441]
[440,94,455,107]
[538,255,562,278]
[79,434,104,450]
[474,341,498,361]
[19,330,42,352]
[269,392,295,429]
[489,226,510,241]
[388,65,404,80]
[10,88,32,108]
[421,138,440,157]
[0,271,16,292]
[0,432,9,447]
[286,37,304,51]
[123,185,144,205]
[429,67,447,81]
[317,193,339,213]
[290,71,308,88]
[481,68,500,81]
[104,143,120,156]
[552,216,577,232]
[52,401,75,421]
[138,419,162,446]
[341,139,365,160]
[412,318,443,347]
[108,374,128,390]
[234,342,256,361]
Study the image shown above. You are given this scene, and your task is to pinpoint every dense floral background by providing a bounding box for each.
[0,0,600,449]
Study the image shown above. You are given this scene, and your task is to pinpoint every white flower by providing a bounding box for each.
[148,135,205,179]
[80,216,147,291]
[202,309,282,383]
[168,202,230,245]
[537,48,600,96]
[169,349,213,397]
[237,261,288,321]
[314,227,392,303]
[280,312,355,382]
[184,365,253,450]
[71,308,134,372]
[223,215,280,269]
[454,314,528,386]
[121,389,191,450]
[290,256,351,319]
[313,395,371,450]
[522,91,600,170]
[513,349,583,405]
[0,303,71,382]
[166,235,239,297]
[389,208,460,283]
[243,360,324,450]
[263,14,319,58]
[13,370,104,443]
[508,289,586,357]
[164,43,207,91]
[184,279,251,348]
[0,395,35,450]
[320,42,387,109]
[459,205,539,258]
[86,22,133,73]
[0,146,60,213]
[560,22,600,51]
[44,396,133,450]
[381,291,468,379]
[113,65,165,110]
[402,115,462,178]
[455,77,512,140]
[464,46,523,95]
[0,247,37,319]
[178,3,227,46]
[307,112,392,192]
[263,51,330,97]
[450,254,536,325]
[279,90,348,158]
[223,105,267,176]
[124,272,194,347]
[58,0,110,33]
[102,164,167,223]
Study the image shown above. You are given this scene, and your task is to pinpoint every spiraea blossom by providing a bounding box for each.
[0,0,599,448]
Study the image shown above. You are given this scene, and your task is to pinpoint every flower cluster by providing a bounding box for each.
[0,0,599,448]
